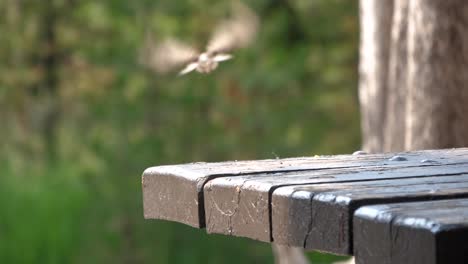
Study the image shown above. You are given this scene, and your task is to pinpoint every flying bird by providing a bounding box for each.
[141,2,259,75]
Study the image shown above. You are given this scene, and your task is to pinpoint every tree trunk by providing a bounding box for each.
[359,0,468,153]
[358,0,394,153]
[405,0,468,150]
[384,0,409,152]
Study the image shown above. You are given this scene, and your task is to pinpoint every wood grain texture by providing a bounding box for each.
[142,148,468,257]
[272,174,468,255]
[354,199,468,264]
[142,150,438,227]
[203,149,468,242]
[142,156,354,227]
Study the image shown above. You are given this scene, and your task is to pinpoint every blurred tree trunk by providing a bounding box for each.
[404,0,468,150]
[40,0,60,161]
[384,0,408,151]
[358,0,394,153]
[359,0,468,153]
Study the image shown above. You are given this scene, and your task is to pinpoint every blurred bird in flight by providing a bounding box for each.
[141,1,259,76]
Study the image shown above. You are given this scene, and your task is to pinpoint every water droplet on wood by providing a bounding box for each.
[353,150,367,155]
[389,155,407,161]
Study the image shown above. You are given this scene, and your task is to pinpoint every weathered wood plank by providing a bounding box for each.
[353,199,468,264]
[142,151,420,227]
[142,148,468,228]
[272,174,468,255]
[142,156,373,228]
[203,149,468,241]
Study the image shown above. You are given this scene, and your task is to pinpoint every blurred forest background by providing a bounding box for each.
[0,0,360,263]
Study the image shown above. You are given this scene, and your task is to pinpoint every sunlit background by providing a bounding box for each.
[0,0,359,263]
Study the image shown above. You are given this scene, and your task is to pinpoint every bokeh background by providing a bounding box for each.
[0,0,360,263]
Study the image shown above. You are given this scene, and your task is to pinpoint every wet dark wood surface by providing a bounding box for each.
[142,152,409,227]
[271,173,468,254]
[205,162,468,245]
[142,148,468,262]
[353,199,468,264]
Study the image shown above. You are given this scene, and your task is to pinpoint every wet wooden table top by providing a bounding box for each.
[142,148,468,264]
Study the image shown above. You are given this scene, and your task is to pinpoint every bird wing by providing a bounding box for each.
[213,54,233,62]
[140,36,199,74]
[206,2,259,54]
[178,62,199,75]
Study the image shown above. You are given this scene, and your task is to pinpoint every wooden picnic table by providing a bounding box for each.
[142,148,468,264]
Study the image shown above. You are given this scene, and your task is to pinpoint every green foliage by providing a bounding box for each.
[0,0,359,263]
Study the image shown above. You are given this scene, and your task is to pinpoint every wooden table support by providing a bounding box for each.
[142,148,468,263]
